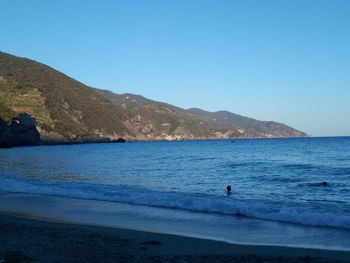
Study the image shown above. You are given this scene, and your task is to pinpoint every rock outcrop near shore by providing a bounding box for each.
[0,113,41,147]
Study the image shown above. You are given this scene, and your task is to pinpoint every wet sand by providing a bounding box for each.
[1,213,350,263]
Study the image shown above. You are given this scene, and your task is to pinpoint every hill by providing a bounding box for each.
[0,51,307,146]
[0,51,134,143]
[96,89,307,139]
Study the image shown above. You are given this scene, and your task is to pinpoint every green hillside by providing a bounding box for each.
[187,108,306,138]
[0,51,307,144]
[0,51,133,141]
[96,89,307,139]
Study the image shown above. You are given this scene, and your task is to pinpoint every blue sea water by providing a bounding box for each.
[1,137,350,249]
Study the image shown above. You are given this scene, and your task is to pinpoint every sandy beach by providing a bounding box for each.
[0,213,349,263]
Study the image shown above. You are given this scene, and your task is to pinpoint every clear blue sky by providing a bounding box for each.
[1,0,349,136]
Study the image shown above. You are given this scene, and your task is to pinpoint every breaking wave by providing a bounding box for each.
[1,175,350,230]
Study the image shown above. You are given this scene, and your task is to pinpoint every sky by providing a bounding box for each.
[1,0,349,136]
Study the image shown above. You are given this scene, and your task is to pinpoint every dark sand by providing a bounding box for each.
[1,213,350,263]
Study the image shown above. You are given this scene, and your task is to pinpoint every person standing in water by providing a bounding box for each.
[226,185,232,195]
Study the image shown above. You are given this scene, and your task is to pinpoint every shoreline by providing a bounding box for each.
[4,135,350,150]
[1,212,350,262]
[0,135,314,149]
[2,191,350,254]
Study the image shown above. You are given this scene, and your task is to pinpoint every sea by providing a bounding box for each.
[1,137,350,251]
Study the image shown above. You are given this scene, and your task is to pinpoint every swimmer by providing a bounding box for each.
[226,185,232,194]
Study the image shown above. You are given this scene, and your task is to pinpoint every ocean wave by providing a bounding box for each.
[281,163,350,177]
[1,175,350,230]
[227,161,268,168]
[281,163,317,170]
[298,182,331,187]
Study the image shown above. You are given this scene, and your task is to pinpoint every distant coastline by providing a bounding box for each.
[0,51,307,148]
[1,128,311,148]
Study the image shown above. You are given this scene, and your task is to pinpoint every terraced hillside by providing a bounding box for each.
[0,51,133,142]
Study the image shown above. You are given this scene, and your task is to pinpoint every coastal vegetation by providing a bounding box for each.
[0,51,307,145]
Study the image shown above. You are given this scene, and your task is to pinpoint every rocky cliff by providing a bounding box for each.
[0,113,41,147]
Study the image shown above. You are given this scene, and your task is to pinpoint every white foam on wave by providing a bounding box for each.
[1,175,350,230]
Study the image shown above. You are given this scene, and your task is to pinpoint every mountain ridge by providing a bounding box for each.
[0,51,307,146]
